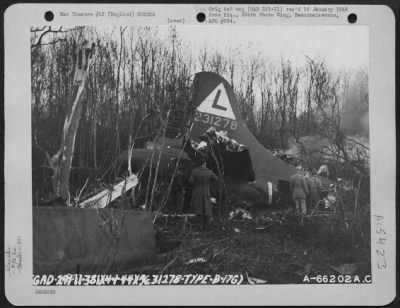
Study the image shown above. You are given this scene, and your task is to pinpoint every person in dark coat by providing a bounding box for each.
[290,166,309,215]
[305,171,322,213]
[189,158,219,230]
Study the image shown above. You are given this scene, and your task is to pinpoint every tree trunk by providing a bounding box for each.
[53,42,95,202]
[54,82,87,200]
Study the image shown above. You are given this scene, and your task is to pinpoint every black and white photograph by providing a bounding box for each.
[30,24,372,284]
[3,3,396,305]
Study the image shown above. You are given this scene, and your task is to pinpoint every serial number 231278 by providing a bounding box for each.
[194,111,238,130]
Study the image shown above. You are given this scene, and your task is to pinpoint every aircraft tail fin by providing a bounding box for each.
[190,72,297,183]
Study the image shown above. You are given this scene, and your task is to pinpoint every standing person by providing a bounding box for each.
[304,171,314,213]
[305,171,322,212]
[290,166,309,216]
[189,158,219,230]
[312,173,322,210]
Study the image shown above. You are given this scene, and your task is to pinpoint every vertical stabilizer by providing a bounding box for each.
[190,72,297,184]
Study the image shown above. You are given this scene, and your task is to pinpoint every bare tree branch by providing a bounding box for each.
[31,38,67,48]
[31,26,85,48]
[344,136,370,150]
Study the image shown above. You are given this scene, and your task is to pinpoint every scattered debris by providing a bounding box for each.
[229,208,253,220]
[185,257,207,265]
[255,226,271,232]
[259,212,286,224]
[204,127,246,152]
[148,205,370,284]
[319,193,337,210]
[79,174,138,208]
[139,204,146,210]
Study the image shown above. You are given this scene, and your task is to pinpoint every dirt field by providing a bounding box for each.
[131,206,371,284]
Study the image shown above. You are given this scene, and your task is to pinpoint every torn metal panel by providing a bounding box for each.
[33,207,156,275]
[79,174,138,209]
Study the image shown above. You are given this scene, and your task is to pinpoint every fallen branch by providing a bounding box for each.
[211,246,230,261]
[159,255,179,275]
[74,177,89,206]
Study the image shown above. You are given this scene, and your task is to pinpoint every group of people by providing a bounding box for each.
[290,166,323,216]
[188,159,325,230]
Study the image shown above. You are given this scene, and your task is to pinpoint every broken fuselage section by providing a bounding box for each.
[124,72,308,210]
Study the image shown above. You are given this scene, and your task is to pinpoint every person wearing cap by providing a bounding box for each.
[189,158,219,230]
[290,166,309,215]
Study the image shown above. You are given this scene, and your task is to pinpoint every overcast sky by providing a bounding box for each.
[168,25,368,71]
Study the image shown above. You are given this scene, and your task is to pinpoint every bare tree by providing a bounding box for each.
[207,50,227,75]
[198,45,208,71]
[51,38,96,202]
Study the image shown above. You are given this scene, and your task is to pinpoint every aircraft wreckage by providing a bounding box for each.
[33,71,333,275]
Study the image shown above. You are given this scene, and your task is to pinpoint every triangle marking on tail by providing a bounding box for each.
[197,83,236,120]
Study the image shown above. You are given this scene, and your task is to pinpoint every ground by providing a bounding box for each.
[128,205,371,284]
